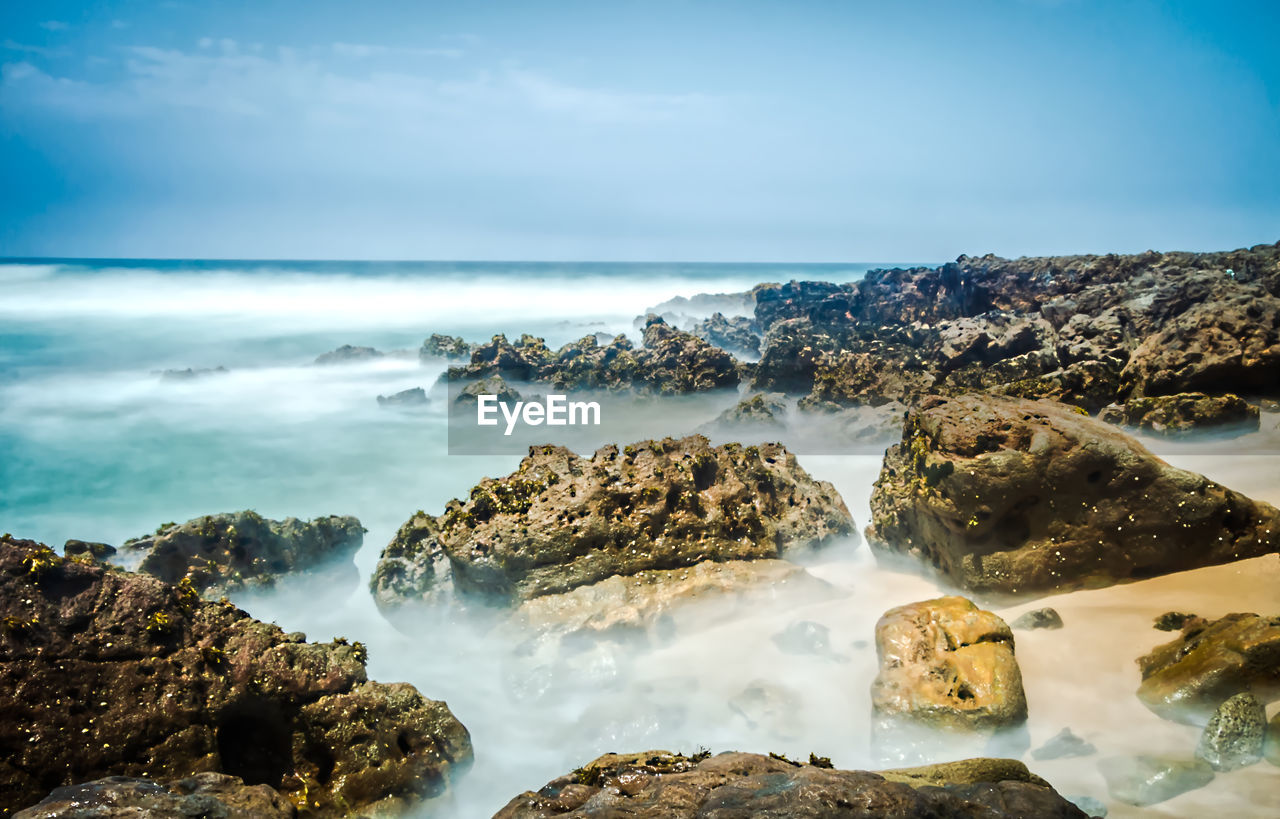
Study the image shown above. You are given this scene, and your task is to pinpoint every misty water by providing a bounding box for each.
[2,260,1277,818]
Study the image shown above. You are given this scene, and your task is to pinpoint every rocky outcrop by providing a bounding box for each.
[493,751,1088,818]
[314,345,382,365]
[372,435,854,609]
[63,540,116,560]
[701,392,787,433]
[871,596,1028,765]
[690,312,760,357]
[15,774,296,818]
[120,511,365,599]
[419,333,474,362]
[377,387,428,407]
[866,395,1280,598]
[636,318,740,393]
[0,537,472,818]
[1195,692,1266,771]
[1136,613,1280,725]
[1099,392,1260,435]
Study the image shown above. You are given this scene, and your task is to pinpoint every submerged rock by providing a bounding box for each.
[1195,692,1266,770]
[314,344,383,365]
[1099,392,1260,435]
[871,596,1028,765]
[771,619,833,656]
[728,680,803,740]
[1031,728,1096,760]
[866,394,1280,598]
[15,773,295,819]
[121,511,364,599]
[1136,613,1280,725]
[493,751,1089,818]
[1099,756,1214,807]
[1011,607,1064,630]
[159,366,229,381]
[376,386,428,407]
[374,435,854,608]
[0,537,472,818]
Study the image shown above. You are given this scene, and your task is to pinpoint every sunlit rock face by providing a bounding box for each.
[0,537,472,819]
[492,751,1089,818]
[866,394,1280,599]
[1136,612,1280,726]
[14,774,296,819]
[372,434,856,610]
[118,511,365,599]
[870,596,1028,765]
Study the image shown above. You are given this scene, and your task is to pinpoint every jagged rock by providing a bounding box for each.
[1011,608,1063,630]
[637,317,740,393]
[871,596,1028,765]
[1195,692,1266,770]
[314,344,382,365]
[1154,611,1197,631]
[376,387,427,407]
[419,333,474,362]
[866,395,1280,598]
[63,540,116,560]
[0,537,472,818]
[1100,756,1214,807]
[374,435,854,607]
[1031,728,1096,760]
[120,511,364,598]
[493,751,1088,818]
[546,334,641,391]
[690,312,760,356]
[751,318,842,392]
[1099,392,1260,435]
[14,774,295,818]
[159,367,229,381]
[1136,613,1280,725]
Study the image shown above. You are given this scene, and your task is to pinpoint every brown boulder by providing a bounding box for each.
[14,773,295,818]
[1099,392,1260,435]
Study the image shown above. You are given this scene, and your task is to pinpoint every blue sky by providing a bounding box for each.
[1,0,1277,261]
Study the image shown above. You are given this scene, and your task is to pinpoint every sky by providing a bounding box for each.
[1,0,1277,261]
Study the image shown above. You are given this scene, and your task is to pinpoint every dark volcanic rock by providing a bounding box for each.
[690,312,760,357]
[0,537,472,818]
[1137,613,1280,725]
[1195,692,1266,770]
[1154,611,1198,631]
[1099,392,1260,435]
[871,596,1027,765]
[372,435,855,608]
[121,511,364,598]
[314,345,382,365]
[419,333,474,362]
[63,540,116,560]
[493,751,1088,818]
[1011,608,1063,630]
[15,773,295,818]
[866,395,1280,598]
[376,387,428,407]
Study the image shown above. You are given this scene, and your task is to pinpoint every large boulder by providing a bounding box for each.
[1195,692,1266,771]
[871,596,1028,764]
[1135,612,1280,725]
[1098,392,1260,435]
[15,774,295,819]
[866,395,1280,598]
[121,511,365,599]
[0,537,472,817]
[372,435,855,608]
[493,751,1088,818]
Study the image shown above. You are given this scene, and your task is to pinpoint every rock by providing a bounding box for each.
[1099,756,1214,807]
[1031,728,1096,760]
[14,773,295,818]
[1136,613,1280,724]
[493,750,1089,818]
[120,511,364,599]
[866,394,1280,598]
[1099,392,1260,435]
[871,596,1028,765]
[369,512,454,618]
[419,333,474,362]
[1195,692,1266,770]
[690,312,760,356]
[771,620,832,656]
[1121,291,1280,397]
[63,540,116,560]
[1154,611,1197,631]
[1066,795,1107,818]
[545,334,642,391]
[314,344,382,365]
[453,374,522,406]
[376,435,855,607]
[1011,608,1064,630]
[703,392,787,431]
[1266,712,1280,767]
[728,680,803,740]
[637,317,740,393]
[0,537,472,817]
[750,318,843,392]
[159,366,229,381]
[376,386,427,407]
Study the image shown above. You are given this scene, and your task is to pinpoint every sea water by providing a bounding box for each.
[1,259,1276,818]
